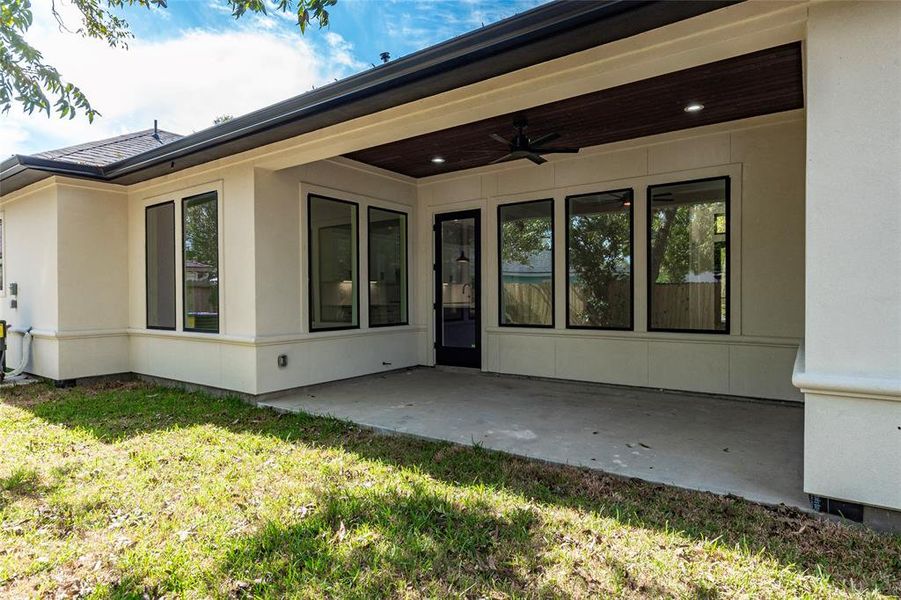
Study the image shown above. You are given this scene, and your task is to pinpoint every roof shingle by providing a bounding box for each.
[34,129,183,167]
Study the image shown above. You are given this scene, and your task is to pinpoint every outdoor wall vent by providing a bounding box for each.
[809,495,864,523]
[277,354,288,368]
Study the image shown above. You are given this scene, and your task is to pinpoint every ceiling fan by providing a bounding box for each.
[488,115,580,165]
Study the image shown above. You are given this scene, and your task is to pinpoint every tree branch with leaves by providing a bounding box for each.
[0,0,336,122]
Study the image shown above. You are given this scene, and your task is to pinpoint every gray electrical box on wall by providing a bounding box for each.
[9,282,17,309]
[277,354,288,368]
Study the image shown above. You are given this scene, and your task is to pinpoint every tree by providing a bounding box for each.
[500,216,553,324]
[567,210,631,327]
[500,204,633,328]
[184,195,219,317]
[0,0,337,121]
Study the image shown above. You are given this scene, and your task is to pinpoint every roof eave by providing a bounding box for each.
[1,0,740,196]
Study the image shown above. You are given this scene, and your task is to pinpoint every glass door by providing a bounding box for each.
[434,210,481,368]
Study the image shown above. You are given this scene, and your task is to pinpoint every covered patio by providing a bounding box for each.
[259,368,806,510]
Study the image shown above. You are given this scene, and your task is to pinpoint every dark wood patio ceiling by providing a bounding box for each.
[345,42,803,178]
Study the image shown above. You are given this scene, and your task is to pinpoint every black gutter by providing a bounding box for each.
[1,0,738,195]
[1,154,105,195]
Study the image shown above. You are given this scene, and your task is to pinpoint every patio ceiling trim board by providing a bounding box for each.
[346,42,804,177]
[413,109,804,185]
[0,0,739,196]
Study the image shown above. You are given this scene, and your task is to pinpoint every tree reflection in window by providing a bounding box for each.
[499,199,554,326]
[182,192,219,333]
[649,178,728,332]
[566,190,633,329]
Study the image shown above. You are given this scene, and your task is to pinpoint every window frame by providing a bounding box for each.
[307,193,361,333]
[145,200,177,331]
[366,205,409,328]
[564,188,635,332]
[496,197,555,329]
[646,175,730,335]
[181,191,220,335]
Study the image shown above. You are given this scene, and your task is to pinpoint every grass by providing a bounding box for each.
[0,380,899,599]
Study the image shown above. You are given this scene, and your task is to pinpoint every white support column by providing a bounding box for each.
[799,1,901,513]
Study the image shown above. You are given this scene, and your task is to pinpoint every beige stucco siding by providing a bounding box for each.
[252,159,422,394]
[801,0,901,511]
[0,184,60,378]
[125,163,258,391]
[418,114,805,401]
[56,184,130,378]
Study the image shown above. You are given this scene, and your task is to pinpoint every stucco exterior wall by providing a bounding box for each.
[0,183,60,379]
[418,114,806,401]
[252,159,423,394]
[0,114,805,400]
[56,184,130,378]
[126,164,258,392]
[801,0,901,511]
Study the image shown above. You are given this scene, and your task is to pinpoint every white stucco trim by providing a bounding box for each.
[28,328,128,340]
[792,342,901,401]
[125,325,428,347]
[487,327,798,347]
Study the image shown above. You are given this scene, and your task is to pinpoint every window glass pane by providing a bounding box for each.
[368,208,407,326]
[183,192,219,333]
[440,217,477,348]
[567,191,632,328]
[146,203,176,329]
[499,199,553,326]
[310,195,358,330]
[649,178,728,332]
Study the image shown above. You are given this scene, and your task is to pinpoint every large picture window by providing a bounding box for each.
[146,201,176,329]
[309,194,358,331]
[182,192,219,333]
[498,199,554,327]
[566,190,633,330]
[648,177,729,333]
[368,207,408,327]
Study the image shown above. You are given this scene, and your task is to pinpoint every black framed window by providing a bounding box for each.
[566,189,633,330]
[146,201,176,330]
[182,192,219,333]
[648,177,729,333]
[368,207,408,327]
[498,199,554,327]
[309,194,359,331]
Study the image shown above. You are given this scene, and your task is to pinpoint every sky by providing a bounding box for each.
[1,0,546,159]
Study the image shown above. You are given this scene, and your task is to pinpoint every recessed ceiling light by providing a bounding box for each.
[431,156,446,164]
[684,103,704,113]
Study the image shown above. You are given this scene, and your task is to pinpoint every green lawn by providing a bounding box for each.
[1,381,899,599]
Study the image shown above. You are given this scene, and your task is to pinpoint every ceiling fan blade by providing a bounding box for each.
[489,153,518,165]
[531,147,581,154]
[529,132,560,147]
[526,153,547,165]
[489,133,511,146]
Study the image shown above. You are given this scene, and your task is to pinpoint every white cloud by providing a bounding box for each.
[0,3,363,159]
[324,31,366,70]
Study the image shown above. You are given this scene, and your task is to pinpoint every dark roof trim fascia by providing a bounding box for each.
[1,154,105,197]
[1,0,739,196]
[3,154,104,178]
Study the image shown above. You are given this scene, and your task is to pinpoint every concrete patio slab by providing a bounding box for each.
[258,367,807,509]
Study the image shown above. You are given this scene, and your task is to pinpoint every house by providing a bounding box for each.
[1,1,898,525]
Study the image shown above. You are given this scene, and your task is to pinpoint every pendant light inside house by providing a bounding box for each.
[456,249,470,264]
